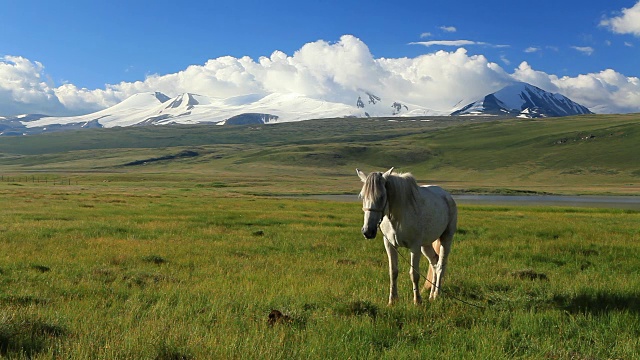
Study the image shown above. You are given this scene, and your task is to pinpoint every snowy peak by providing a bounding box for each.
[99,91,172,113]
[162,93,200,111]
[154,91,171,103]
[355,91,435,117]
[12,92,364,134]
[356,92,382,108]
[451,82,593,118]
[391,102,409,115]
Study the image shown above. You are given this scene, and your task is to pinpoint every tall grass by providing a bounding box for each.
[0,181,638,358]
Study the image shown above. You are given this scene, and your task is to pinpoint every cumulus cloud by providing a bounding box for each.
[0,56,65,115]
[1,35,639,116]
[600,1,640,36]
[513,62,640,113]
[376,48,512,109]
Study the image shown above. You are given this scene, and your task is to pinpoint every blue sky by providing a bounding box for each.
[1,0,639,115]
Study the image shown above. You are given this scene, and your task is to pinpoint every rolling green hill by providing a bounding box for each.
[0,114,638,195]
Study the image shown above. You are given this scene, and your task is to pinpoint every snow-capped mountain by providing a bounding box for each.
[1,90,441,135]
[451,82,593,118]
[355,91,442,117]
[0,82,594,136]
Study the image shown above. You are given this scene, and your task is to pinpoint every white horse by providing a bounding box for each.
[357,167,457,305]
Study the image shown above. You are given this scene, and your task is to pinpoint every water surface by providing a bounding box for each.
[304,194,640,210]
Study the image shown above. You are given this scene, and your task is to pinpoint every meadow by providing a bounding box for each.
[0,114,639,358]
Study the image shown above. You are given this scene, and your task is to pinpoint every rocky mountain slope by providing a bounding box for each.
[451,82,593,118]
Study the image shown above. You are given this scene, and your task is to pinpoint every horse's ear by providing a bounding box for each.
[356,169,367,182]
[382,167,395,179]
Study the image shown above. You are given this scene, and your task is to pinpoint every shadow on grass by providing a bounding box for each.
[334,300,378,319]
[553,291,640,314]
[155,343,193,360]
[0,317,68,357]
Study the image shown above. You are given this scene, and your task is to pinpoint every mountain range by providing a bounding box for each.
[0,82,592,136]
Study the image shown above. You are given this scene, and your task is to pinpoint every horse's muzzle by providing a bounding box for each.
[362,226,377,239]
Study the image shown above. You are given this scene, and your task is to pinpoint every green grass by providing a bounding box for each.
[0,114,638,357]
[0,181,638,359]
[0,114,638,195]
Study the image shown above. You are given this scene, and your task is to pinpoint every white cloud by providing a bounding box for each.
[600,1,640,36]
[571,46,594,55]
[0,56,66,115]
[409,40,487,47]
[513,62,640,114]
[1,35,639,116]
[511,62,559,93]
[376,48,512,110]
[524,47,540,53]
[410,40,509,49]
[440,26,457,33]
[420,32,432,38]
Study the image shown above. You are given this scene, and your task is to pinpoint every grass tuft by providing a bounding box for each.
[155,343,193,360]
[142,255,167,265]
[335,300,378,319]
[0,315,68,357]
[511,269,549,281]
[30,264,51,273]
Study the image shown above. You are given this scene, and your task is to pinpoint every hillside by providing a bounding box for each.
[0,114,637,195]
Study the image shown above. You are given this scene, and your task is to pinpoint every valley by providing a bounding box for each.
[0,113,637,195]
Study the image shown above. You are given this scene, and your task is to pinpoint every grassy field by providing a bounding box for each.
[0,114,639,358]
[0,113,638,195]
[0,180,638,359]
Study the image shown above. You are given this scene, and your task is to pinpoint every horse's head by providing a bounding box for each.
[356,167,394,239]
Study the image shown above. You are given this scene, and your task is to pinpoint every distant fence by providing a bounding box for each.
[1,175,77,185]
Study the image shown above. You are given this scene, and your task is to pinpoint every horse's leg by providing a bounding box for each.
[410,249,423,305]
[421,240,440,293]
[421,240,439,295]
[430,232,453,300]
[383,236,399,306]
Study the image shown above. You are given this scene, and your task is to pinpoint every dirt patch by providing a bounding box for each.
[511,269,548,281]
[267,309,292,326]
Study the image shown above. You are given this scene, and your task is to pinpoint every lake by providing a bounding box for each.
[303,194,640,210]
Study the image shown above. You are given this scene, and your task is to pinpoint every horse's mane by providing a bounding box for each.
[360,171,420,212]
[359,172,385,202]
[385,172,421,212]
